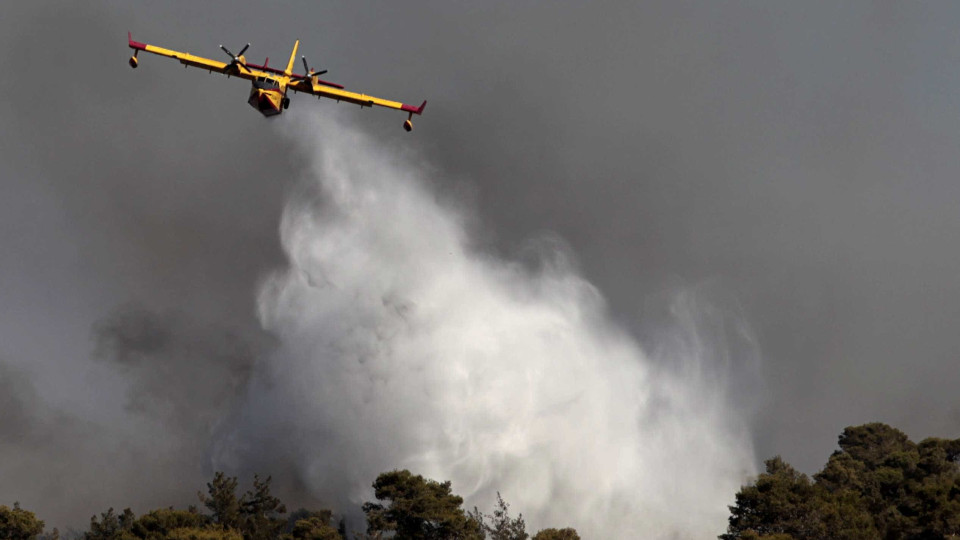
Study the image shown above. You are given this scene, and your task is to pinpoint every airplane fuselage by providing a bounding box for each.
[248,76,287,117]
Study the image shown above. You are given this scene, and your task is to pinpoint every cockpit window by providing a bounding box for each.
[253,76,280,90]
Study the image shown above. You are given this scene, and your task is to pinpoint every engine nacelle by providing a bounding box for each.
[403,119,413,132]
[129,55,138,68]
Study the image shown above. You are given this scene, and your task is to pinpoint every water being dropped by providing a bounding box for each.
[217,111,757,538]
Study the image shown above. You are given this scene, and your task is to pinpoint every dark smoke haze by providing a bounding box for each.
[2,0,960,536]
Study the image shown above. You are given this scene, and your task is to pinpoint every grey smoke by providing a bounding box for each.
[93,304,261,444]
[0,306,268,528]
[0,364,45,442]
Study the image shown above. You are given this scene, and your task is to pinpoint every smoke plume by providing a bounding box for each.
[214,112,757,538]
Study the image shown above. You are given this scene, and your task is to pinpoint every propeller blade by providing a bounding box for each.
[297,55,328,78]
[238,43,250,57]
[220,44,234,58]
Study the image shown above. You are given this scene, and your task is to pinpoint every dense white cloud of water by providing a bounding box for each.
[218,113,757,538]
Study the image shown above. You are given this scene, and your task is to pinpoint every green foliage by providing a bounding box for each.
[238,475,286,540]
[198,473,241,531]
[720,457,825,540]
[530,528,580,540]
[362,470,483,540]
[736,533,795,540]
[84,508,136,540]
[29,470,572,540]
[281,509,342,540]
[836,423,913,468]
[192,472,288,539]
[164,528,242,540]
[722,423,960,540]
[128,508,208,539]
[0,503,46,540]
[285,517,340,540]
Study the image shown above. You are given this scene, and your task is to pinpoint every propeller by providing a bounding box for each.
[219,43,251,68]
[296,55,327,79]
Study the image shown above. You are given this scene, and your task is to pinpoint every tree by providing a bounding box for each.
[912,438,960,536]
[85,508,136,540]
[816,424,960,538]
[0,503,45,540]
[198,473,242,531]
[196,472,291,540]
[835,423,914,470]
[530,528,580,540]
[282,509,342,540]
[721,457,825,540]
[286,517,340,540]
[722,423,960,539]
[362,470,483,540]
[128,508,208,539]
[471,493,527,540]
[238,475,287,540]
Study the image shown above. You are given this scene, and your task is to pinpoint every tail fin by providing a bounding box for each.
[284,40,300,76]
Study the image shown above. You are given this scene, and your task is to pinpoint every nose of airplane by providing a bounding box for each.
[247,87,283,116]
[258,89,279,110]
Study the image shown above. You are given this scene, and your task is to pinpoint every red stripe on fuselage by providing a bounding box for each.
[244,61,345,89]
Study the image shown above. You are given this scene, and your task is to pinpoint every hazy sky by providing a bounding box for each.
[3,0,960,533]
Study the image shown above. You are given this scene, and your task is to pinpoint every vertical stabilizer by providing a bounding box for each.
[285,40,300,76]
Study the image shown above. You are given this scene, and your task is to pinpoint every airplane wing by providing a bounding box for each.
[288,77,427,119]
[128,32,260,81]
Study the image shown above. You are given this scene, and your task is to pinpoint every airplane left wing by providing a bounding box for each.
[128,33,256,80]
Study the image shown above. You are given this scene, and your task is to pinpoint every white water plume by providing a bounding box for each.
[217,111,757,538]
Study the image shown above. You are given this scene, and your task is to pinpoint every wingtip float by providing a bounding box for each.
[127,32,427,132]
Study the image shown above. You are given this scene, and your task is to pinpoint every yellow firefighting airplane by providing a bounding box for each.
[128,33,426,131]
